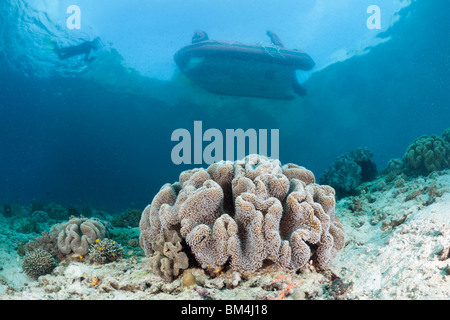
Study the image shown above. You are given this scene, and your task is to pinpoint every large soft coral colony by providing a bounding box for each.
[139,155,345,274]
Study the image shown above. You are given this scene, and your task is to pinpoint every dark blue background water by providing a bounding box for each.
[0,0,449,212]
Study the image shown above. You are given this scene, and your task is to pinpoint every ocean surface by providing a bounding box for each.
[0,0,448,212]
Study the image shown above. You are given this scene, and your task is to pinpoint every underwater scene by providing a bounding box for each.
[0,0,449,303]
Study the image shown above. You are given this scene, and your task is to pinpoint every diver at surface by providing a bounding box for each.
[53,37,101,62]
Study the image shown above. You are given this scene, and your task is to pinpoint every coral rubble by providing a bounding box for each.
[139,155,345,274]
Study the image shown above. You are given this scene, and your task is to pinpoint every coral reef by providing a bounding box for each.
[319,147,377,196]
[42,203,69,220]
[88,239,124,264]
[442,128,450,145]
[148,230,189,280]
[18,219,40,234]
[25,232,63,260]
[127,239,140,247]
[402,135,450,175]
[2,204,13,218]
[112,209,142,228]
[49,216,107,257]
[140,155,345,275]
[385,158,403,175]
[3,166,450,300]
[22,249,56,278]
[30,211,49,223]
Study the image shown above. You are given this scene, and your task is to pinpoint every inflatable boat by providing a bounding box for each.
[174,31,315,100]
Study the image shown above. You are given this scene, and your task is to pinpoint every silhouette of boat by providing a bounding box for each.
[174,31,315,100]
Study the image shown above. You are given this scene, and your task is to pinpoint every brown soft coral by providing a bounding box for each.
[139,155,345,274]
[148,230,189,280]
[49,216,107,257]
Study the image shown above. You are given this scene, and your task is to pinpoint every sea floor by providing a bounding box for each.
[0,170,449,300]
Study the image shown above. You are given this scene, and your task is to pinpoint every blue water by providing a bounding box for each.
[0,0,449,211]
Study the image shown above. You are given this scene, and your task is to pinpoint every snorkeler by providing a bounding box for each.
[53,37,101,62]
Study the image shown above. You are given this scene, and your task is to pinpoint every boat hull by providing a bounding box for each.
[174,40,315,100]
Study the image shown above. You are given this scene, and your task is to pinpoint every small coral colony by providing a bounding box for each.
[13,128,450,289]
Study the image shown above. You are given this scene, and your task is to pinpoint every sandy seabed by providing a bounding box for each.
[0,171,449,300]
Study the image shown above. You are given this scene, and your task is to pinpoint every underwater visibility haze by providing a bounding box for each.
[0,0,449,301]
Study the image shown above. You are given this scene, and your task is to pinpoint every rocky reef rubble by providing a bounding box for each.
[0,256,351,300]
